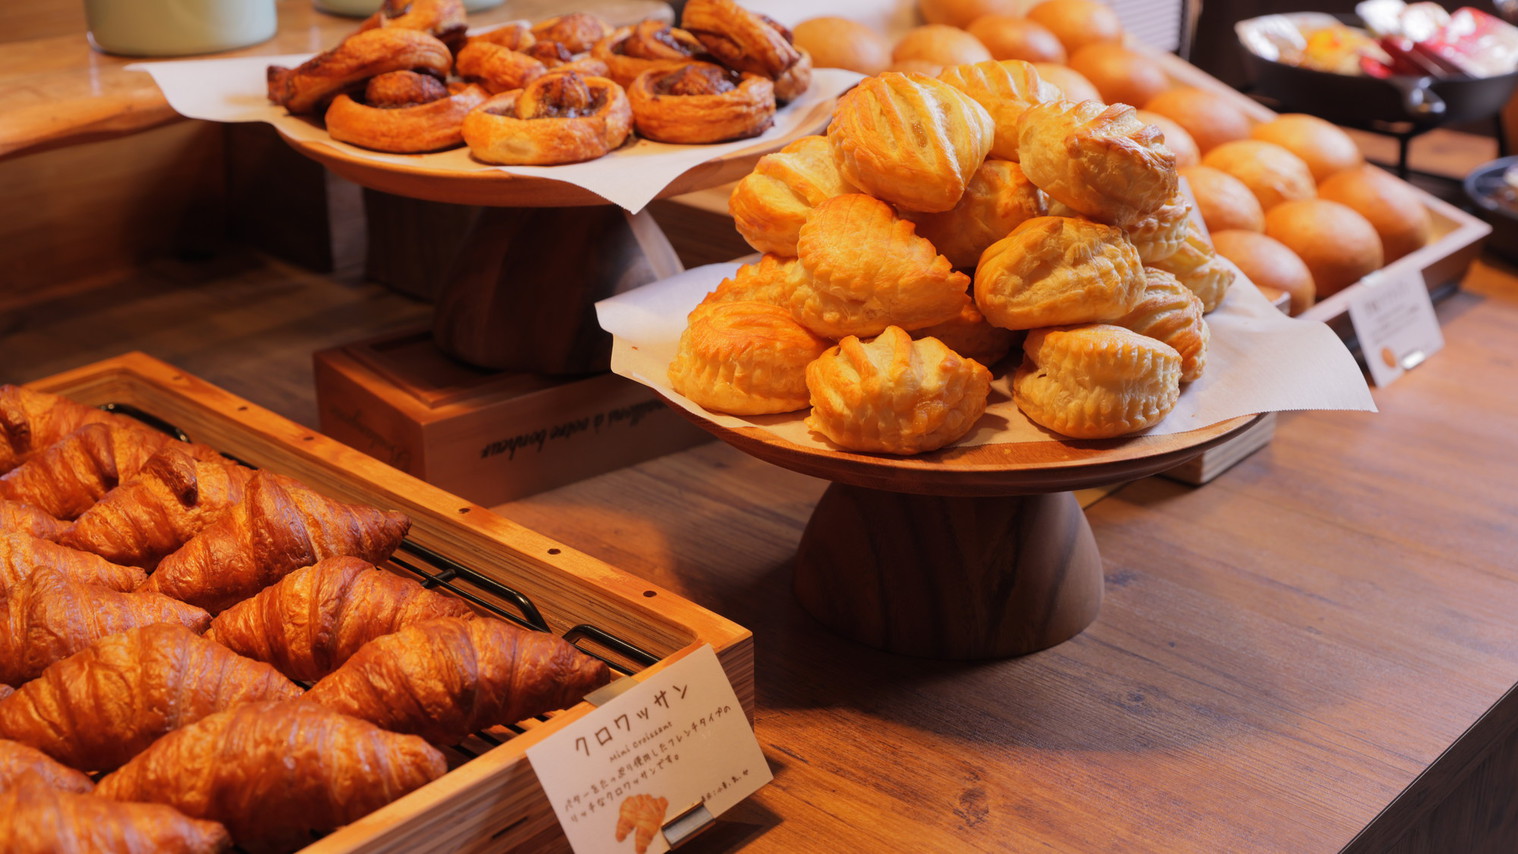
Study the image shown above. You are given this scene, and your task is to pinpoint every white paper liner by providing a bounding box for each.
[127,56,862,213]
[597,259,1377,450]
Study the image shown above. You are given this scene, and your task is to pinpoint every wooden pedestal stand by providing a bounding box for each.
[671,408,1265,660]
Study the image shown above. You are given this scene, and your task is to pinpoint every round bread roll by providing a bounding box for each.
[1179,164,1264,233]
[1142,86,1252,154]
[1201,139,1317,212]
[893,24,994,68]
[1066,43,1170,109]
[1134,109,1199,168]
[1210,229,1315,316]
[1025,0,1124,54]
[1031,62,1101,103]
[1264,198,1383,298]
[966,14,1067,63]
[1248,113,1363,183]
[1317,164,1433,263]
[792,17,892,76]
[918,0,1024,28]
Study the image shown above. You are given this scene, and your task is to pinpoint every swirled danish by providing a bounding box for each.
[454,39,547,94]
[681,0,801,79]
[668,301,831,415]
[532,12,614,54]
[325,73,488,153]
[1013,324,1182,439]
[356,0,467,51]
[592,20,709,87]
[267,28,454,115]
[626,62,775,144]
[1016,99,1178,227]
[1149,218,1235,313]
[973,216,1144,330]
[1113,268,1209,381]
[937,59,1062,162]
[470,20,533,50]
[729,134,852,257]
[904,158,1047,270]
[461,72,633,165]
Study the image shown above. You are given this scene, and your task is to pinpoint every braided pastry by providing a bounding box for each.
[267,28,453,115]
[325,72,488,153]
[462,71,633,165]
[627,62,774,144]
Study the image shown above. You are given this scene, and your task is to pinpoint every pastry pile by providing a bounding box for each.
[0,385,611,852]
[267,0,812,163]
[671,58,1235,453]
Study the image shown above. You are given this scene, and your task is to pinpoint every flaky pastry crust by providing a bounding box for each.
[904,158,1047,270]
[592,20,709,87]
[729,134,852,257]
[356,0,467,51]
[974,216,1145,330]
[937,59,1062,162]
[1013,324,1182,439]
[1121,190,1193,263]
[1016,99,1178,227]
[531,11,614,53]
[1149,218,1235,313]
[697,254,807,309]
[668,301,831,415]
[454,39,547,94]
[626,62,775,144]
[462,72,633,165]
[325,75,488,153]
[681,0,801,78]
[910,301,1021,368]
[1114,268,1210,381]
[266,28,454,115]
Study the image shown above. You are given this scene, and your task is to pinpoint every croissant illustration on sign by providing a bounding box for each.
[615,793,669,854]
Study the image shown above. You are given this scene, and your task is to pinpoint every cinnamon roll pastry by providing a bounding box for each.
[911,302,1021,368]
[267,29,453,116]
[627,62,775,144]
[903,158,1047,270]
[1013,324,1182,439]
[668,301,831,415]
[827,71,995,213]
[532,12,614,54]
[462,71,633,165]
[1114,268,1209,381]
[1016,99,1178,227]
[470,20,533,50]
[937,60,1062,162]
[792,194,971,340]
[592,20,708,88]
[356,0,467,51]
[974,216,1145,330]
[697,254,806,309]
[325,72,488,153]
[1149,219,1235,313]
[729,134,852,257]
[805,326,993,455]
[454,39,547,94]
[681,0,801,79]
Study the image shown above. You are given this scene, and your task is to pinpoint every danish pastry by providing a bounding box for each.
[626,62,775,144]
[974,216,1144,330]
[462,71,633,165]
[772,47,814,103]
[904,158,1047,270]
[1113,268,1209,381]
[937,60,1062,162]
[267,28,454,115]
[792,193,972,339]
[592,20,709,87]
[531,11,614,54]
[827,71,995,213]
[325,73,488,153]
[1013,324,1182,439]
[681,0,801,79]
[454,39,548,94]
[805,326,992,455]
[1149,218,1235,312]
[356,0,467,51]
[668,301,831,415]
[696,254,807,309]
[729,134,853,257]
[470,20,533,51]
[1016,99,1178,227]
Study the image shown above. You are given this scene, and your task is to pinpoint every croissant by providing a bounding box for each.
[616,793,670,854]
[0,499,66,540]
[140,470,411,614]
[304,616,612,745]
[0,422,173,520]
[0,385,137,474]
[206,555,476,683]
[3,777,231,854]
[0,738,94,792]
[1,531,147,593]
[0,623,303,772]
[96,701,447,847]
[0,571,210,685]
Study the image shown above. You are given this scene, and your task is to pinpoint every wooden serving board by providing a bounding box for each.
[26,352,754,854]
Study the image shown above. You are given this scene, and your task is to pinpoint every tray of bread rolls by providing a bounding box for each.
[2,352,753,854]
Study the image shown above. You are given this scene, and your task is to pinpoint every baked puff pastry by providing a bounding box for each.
[668,301,831,415]
[697,254,807,309]
[904,158,1047,270]
[1150,219,1235,313]
[462,71,632,165]
[792,194,972,339]
[592,20,709,87]
[325,72,488,153]
[974,216,1144,330]
[1114,268,1209,381]
[1016,99,1178,228]
[772,47,814,103]
[356,0,467,52]
[729,134,852,257]
[1013,324,1182,439]
[681,0,801,79]
[911,301,1021,368]
[627,62,775,144]
[1121,190,1193,263]
[266,28,454,115]
[531,11,614,54]
[805,326,992,455]
[454,39,548,94]
[827,71,995,213]
[937,60,1062,162]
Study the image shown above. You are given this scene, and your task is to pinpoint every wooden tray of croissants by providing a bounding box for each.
[0,353,752,854]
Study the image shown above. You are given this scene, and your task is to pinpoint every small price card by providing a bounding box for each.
[1346,268,1445,386]
[527,644,771,854]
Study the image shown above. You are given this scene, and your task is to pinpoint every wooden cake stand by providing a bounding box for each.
[668,407,1266,660]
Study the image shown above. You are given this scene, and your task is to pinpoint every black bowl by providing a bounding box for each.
[1464,156,1518,263]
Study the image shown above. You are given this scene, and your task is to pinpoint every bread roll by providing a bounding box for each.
[1201,139,1317,212]
[918,0,1023,27]
[792,17,891,75]
[1209,229,1315,316]
[1317,164,1432,263]
[892,24,994,68]
[1179,164,1265,233]
[1066,43,1170,109]
[966,15,1066,63]
[1264,198,1383,297]
[1142,86,1252,154]
[1031,62,1101,103]
[1249,113,1363,183]
[1025,0,1123,54]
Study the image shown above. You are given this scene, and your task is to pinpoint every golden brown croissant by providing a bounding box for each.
[0,422,173,520]
[206,555,475,683]
[0,385,141,475]
[139,470,411,615]
[1,531,147,593]
[0,499,65,540]
[96,701,447,848]
[0,738,94,792]
[56,443,252,569]
[3,776,232,854]
[0,623,303,772]
[0,570,211,685]
[304,615,612,745]
[267,28,455,115]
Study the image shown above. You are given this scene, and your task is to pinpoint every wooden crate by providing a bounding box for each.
[26,352,754,854]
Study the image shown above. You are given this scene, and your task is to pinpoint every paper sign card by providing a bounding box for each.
[1346,268,1445,386]
[527,645,771,854]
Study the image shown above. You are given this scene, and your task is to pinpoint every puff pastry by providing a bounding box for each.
[792,193,972,339]
[668,301,831,415]
[325,74,488,153]
[911,301,1021,368]
[772,47,814,103]
[805,326,992,455]
[937,59,1062,162]
[681,0,801,79]
[1013,324,1182,439]
[696,254,807,309]
[627,62,775,144]
[729,134,853,257]
[470,20,533,50]
[462,72,633,165]
[592,20,709,87]
[1150,218,1235,313]
[827,71,995,213]
[1016,99,1178,227]
[454,39,548,94]
[356,0,467,51]
[973,216,1144,330]
[904,158,1047,270]
[266,28,453,115]
[531,11,614,53]
[1120,190,1193,263]
[1114,268,1210,381]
